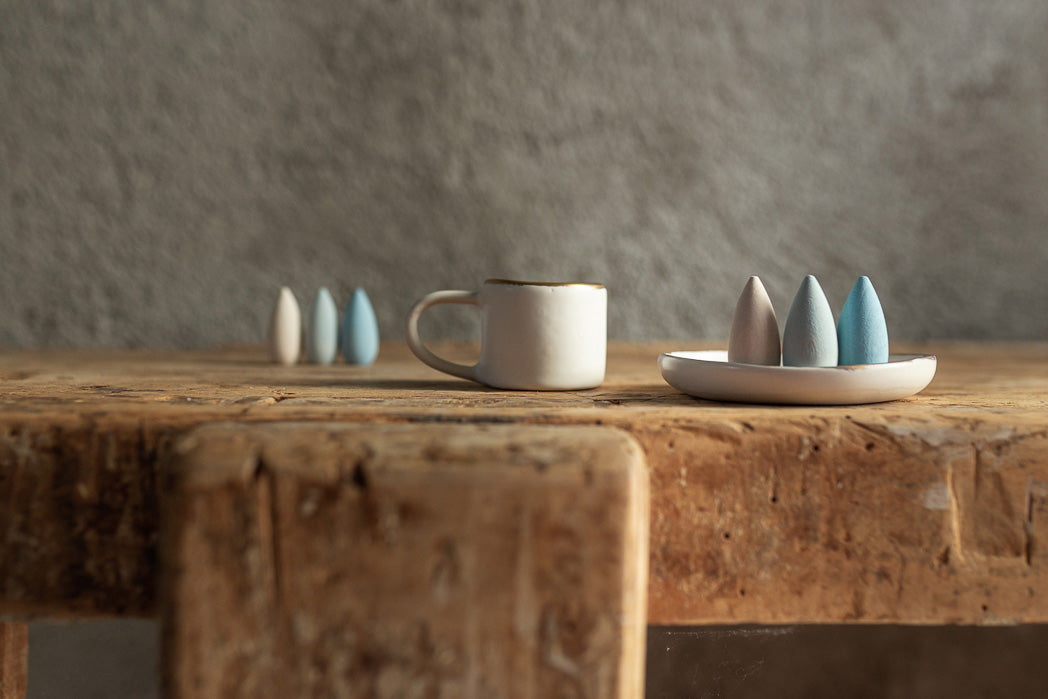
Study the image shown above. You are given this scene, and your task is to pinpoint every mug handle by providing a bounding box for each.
[405,290,480,382]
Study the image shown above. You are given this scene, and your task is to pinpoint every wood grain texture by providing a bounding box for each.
[0,417,160,617]
[160,423,648,699]
[1,342,1047,624]
[0,623,27,699]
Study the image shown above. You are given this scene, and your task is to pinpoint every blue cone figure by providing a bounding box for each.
[342,287,379,365]
[307,287,339,365]
[836,276,889,365]
[782,275,838,367]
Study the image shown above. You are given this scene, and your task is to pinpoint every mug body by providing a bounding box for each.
[477,280,607,390]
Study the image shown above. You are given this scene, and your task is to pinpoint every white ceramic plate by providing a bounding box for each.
[658,350,937,405]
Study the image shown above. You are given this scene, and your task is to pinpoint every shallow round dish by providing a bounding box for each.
[658,351,937,405]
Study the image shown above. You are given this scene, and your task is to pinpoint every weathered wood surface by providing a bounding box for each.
[0,417,158,617]
[161,423,648,699]
[0,622,27,699]
[2,342,1047,624]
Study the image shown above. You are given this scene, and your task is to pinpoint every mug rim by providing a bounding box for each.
[485,278,605,289]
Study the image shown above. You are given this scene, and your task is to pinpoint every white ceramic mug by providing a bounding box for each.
[406,279,607,390]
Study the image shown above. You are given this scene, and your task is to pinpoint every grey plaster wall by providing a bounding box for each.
[2,0,1047,348]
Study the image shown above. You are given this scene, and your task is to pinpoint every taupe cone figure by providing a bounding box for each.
[728,276,781,365]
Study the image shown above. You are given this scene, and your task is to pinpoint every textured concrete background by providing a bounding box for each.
[2,0,1047,348]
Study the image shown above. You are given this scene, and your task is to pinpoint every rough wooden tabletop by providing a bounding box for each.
[2,342,1047,624]
[2,341,1045,415]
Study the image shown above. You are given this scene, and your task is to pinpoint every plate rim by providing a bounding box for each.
[657,350,938,405]
[660,349,937,371]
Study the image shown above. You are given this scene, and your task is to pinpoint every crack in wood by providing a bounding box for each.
[946,448,968,565]
[253,459,282,608]
[1025,479,1048,567]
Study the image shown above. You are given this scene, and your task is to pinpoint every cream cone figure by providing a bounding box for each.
[268,286,301,365]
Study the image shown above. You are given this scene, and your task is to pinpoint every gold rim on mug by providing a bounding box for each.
[485,278,605,289]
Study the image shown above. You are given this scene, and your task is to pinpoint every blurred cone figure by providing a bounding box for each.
[342,287,379,365]
[307,287,339,365]
[268,286,301,365]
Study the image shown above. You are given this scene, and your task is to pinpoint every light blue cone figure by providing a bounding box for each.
[342,287,379,365]
[837,276,889,365]
[307,287,339,365]
[782,275,838,367]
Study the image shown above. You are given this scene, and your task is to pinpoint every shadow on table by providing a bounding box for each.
[286,377,502,392]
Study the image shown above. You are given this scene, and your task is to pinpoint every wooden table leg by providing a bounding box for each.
[0,623,28,699]
[161,423,649,699]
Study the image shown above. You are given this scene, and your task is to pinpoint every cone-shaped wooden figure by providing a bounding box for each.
[268,286,301,365]
[837,276,889,365]
[728,276,781,365]
[782,275,838,367]
[342,287,379,365]
[307,287,339,365]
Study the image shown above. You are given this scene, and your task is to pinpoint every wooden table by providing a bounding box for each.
[2,343,1047,697]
